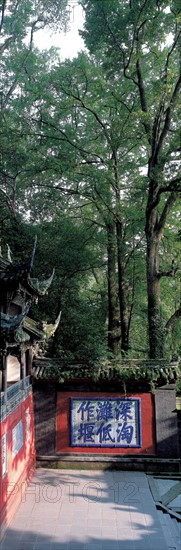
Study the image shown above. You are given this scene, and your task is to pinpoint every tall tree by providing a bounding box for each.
[22,54,146,354]
[0,0,68,214]
[1,1,180,360]
[80,0,181,358]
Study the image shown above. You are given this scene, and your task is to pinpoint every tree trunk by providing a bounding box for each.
[116,220,129,353]
[107,222,120,355]
[145,206,165,359]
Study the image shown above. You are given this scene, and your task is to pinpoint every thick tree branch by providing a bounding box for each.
[136,57,151,141]
[159,176,181,194]
[164,31,181,81]
[0,0,6,34]
[155,73,181,159]
[156,263,179,279]
[156,191,177,234]
[165,307,181,331]
[152,30,181,148]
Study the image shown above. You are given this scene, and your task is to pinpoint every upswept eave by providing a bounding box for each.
[0,303,30,339]
[27,268,55,296]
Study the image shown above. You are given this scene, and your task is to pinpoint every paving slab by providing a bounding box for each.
[0,469,173,550]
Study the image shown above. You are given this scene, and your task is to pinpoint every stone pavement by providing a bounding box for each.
[0,468,173,550]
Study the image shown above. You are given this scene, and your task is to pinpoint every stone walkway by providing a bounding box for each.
[0,469,173,550]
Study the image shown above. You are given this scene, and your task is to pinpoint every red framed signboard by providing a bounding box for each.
[56,391,156,455]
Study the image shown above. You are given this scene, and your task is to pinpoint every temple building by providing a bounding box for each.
[0,238,61,393]
[0,238,61,538]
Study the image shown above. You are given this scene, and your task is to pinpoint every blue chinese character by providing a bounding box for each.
[96,401,113,422]
[116,422,134,445]
[77,401,95,421]
[77,423,95,443]
[96,422,115,444]
[115,401,133,421]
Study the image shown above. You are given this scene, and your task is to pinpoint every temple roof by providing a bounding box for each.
[23,317,46,340]
[0,239,58,349]
[0,239,55,297]
[0,309,61,346]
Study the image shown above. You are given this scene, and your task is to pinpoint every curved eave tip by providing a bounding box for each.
[45,268,55,292]
[55,310,62,326]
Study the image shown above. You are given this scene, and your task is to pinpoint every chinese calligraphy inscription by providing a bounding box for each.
[70,398,141,447]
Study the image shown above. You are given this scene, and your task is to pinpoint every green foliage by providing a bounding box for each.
[0,213,36,261]
[38,360,179,394]
[26,215,108,360]
[80,0,181,359]
[0,0,180,361]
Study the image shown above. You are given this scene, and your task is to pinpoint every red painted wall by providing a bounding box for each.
[56,391,156,455]
[0,392,36,538]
